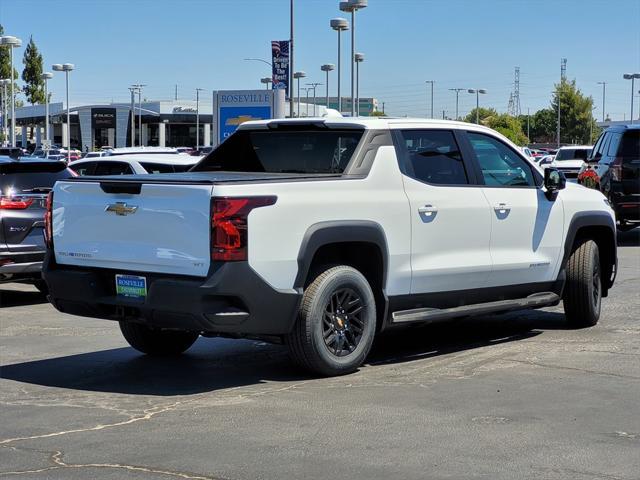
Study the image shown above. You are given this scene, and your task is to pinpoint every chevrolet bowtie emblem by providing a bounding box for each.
[105,202,138,216]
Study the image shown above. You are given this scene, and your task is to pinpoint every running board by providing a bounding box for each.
[391,292,561,324]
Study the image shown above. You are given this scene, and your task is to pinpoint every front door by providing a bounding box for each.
[465,131,564,287]
[396,129,493,294]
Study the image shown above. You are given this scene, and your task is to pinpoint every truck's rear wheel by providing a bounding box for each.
[563,239,601,328]
[286,265,376,376]
[119,322,199,355]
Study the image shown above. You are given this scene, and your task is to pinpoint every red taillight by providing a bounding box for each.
[0,196,34,210]
[44,192,54,249]
[211,196,276,262]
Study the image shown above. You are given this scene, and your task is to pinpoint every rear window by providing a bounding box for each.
[1,169,73,194]
[619,130,640,162]
[140,163,195,174]
[192,129,364,174]
[556,148,591,161]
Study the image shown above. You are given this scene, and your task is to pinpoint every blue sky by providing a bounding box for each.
[1,0,639,120]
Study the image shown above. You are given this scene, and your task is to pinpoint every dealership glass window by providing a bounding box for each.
[192,129,364,174]
[467,132,535,187]
[397,130,468,185]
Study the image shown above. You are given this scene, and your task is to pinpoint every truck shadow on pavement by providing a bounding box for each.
[1,309,570,396]
[617,228,639,247]
[0,287,48,308]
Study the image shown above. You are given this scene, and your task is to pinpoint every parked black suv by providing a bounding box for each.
[578,124,640,231]
[1,159,75,290]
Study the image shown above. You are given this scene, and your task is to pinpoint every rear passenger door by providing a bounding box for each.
[464,131,564,287]
[395,129,493,294]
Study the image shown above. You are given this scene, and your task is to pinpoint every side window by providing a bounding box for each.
[71,162,96,176]
[398,130,468,185]
[606,133,622,157]
[94,162,134,176]
[592,133,609,163]
[467,132,535,187]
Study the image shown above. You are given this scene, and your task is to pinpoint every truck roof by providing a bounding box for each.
[237,116,499,133]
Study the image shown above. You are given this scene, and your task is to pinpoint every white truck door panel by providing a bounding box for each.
[402,177,493,293]
[482,187,564,286]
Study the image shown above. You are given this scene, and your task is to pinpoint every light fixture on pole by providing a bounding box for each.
[623,73,640,124]
[52,63,74,162]
[260,77,272,90]
[448,88,464,120]
[339,0,367,118]
[426,80,435,118]
[0,79,10,144]
[330,18,349,114]
[41,72,53,144]
[597,81,606,122]
[196,88,203,148]
[354,53,364,116]
[321,64,335,109]
[293,71,306,117]
[306,82,322,116]
[1,35,22,147]
[131,83,146,146]
[467,89,487,124]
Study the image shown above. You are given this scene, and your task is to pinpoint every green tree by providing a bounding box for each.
[370,110,386,117]
[463,107,497,124]
[21,36,45,105]
[0,24,21,97]
[529,108,557,143]
[552,79,597,145]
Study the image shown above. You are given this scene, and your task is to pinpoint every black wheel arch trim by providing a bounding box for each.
[561,210,617,291]
[294,220,389,290]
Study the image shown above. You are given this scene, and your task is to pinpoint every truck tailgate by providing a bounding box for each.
[53,181,213,277]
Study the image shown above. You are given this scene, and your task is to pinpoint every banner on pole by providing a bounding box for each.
[271,40,290,98]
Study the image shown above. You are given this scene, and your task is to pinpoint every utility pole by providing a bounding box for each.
[442,110,445,120]
[426,80,434,118]
[508,67,521,116]
[128,87,136,147]
[196,88,203,148]
[175,84,178,100]
[527,107,530,140]
[289,0,295,118]
[448,88,463,120]
[382,102,385,115]
[597,81,606,122]
[557,59,566,147]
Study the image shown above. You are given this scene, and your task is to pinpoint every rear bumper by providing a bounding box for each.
[611,193,640,222]
[43,253,301,336]
[0,250,44,282]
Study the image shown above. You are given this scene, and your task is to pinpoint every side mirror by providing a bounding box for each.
[544,168,566,199]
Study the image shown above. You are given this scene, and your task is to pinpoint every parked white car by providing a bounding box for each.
[69,154,199,176]
[545,145,592,180]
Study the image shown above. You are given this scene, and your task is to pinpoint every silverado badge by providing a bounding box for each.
[105,202,138,216]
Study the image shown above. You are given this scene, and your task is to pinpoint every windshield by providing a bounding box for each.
[191,129,364,174]
[555,148,591,161]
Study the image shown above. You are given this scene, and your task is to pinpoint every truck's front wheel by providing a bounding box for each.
[563,239,602,328]
[286,265,376,376]
[119,322,199,355]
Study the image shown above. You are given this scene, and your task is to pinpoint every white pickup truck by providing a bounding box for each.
[42,118,617,376]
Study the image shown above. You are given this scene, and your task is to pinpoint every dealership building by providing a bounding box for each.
[11,90,377,151]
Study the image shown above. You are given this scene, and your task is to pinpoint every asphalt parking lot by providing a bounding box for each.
[1,229,639,480]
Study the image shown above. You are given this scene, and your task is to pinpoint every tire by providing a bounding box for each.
[119,321,199,356]
[286,265,377,376]
[563,239,602,328]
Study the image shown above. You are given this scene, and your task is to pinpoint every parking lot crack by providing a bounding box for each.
[504,358,640,380]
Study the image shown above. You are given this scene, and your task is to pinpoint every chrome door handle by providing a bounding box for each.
[418,205,438,215]
[494,203,511,214]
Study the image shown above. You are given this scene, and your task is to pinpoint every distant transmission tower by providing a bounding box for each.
[561,58,567,81]
[507,67,521,116]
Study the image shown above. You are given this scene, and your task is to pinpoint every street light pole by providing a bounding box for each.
[467,89,487,124]
[128,87,136,147]
[426,80,434,118]
[340,0,367,118]
[321,64,335,110]
[306,83,322,116]
[293,71,306,117]
[597,81,606,122]
[196,88,203,148]
[41,72,53,143]
[355,53,364,116]
[330,18,349,114]
[448,88,463,120]
[623,73,640,123]
[290,0,295,118]
[53,63,74,162]
[0,79,9,144]
[130,83,146,146]
[1,36,22,147]
[260,77,272,90]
